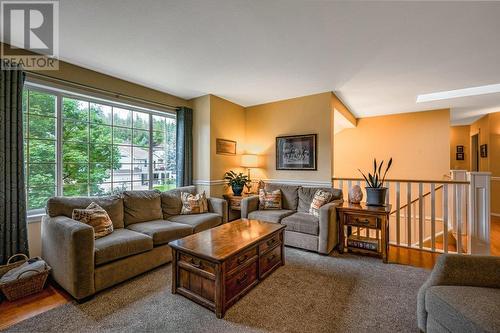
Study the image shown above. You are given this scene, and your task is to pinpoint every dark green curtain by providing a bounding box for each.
[176,107,193,187]
[0,62,28,264]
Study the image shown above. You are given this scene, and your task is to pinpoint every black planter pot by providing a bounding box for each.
[365,187,387,206]
[231,184,244,196]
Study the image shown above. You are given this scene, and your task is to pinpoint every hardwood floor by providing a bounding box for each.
[0,281,71,330]
[1,215,499,330]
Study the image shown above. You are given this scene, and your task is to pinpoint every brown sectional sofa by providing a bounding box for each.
[41,186,227,300]
[240,183,343,254]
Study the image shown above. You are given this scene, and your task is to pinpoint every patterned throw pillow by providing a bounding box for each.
[259,189,282,210]
[309,189,333,217]
[72,202,114,239]
[180,191,208,215]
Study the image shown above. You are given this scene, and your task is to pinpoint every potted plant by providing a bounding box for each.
[358,158,393,206]
[224,170,250,196]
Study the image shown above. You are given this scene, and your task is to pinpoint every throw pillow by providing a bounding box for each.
[180,191,208,214]
[309,189,333,217]
[72,202,114,239]
[259,189,282,210]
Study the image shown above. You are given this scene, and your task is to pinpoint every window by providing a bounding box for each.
[23,85,177,212]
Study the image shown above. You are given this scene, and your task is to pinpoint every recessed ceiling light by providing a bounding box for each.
[416,83,500,103]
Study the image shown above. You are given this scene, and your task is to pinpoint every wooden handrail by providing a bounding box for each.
[390,184,444,215]
[332,177,470,185]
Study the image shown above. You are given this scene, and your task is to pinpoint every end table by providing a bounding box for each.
[336,202,391,263]
[223,193,257,221]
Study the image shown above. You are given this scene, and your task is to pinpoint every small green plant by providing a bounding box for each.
[358,158,393,188]
[224,170,250,187]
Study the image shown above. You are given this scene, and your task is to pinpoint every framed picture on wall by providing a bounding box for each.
[480,144,488,158]
[276,134,317,170]
[216,139,236,155]
[456,145,464,153]
[456,152,464,161]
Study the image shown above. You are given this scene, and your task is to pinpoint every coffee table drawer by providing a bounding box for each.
[259,233,281,253]
[225,261,258,302]
[226,246,257,273]
[345,214,379,228]
[260,244,281,278]
[179,253,215,274]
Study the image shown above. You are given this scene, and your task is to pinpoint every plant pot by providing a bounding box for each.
[365,187,387,206]
[231,184,244,196]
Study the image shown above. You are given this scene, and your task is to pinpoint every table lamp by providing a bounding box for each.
[241,154,259,193]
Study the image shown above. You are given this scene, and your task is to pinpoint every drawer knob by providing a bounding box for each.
[237,273,248,285]
[237,255,248,264]
[266,238,276,246]
[190,258,202,268]
[355,218,370,225]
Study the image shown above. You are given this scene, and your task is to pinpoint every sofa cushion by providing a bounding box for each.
[281,212,319,236]
[94,229,153,266]
[168,213,222,233]
[248,209,295,223]
[425,286,500,333]
[72,202,114,239]
[122,190,162,226]
[161,186,197,218]
[127,220,193,246]
[309,190,333,217]
[265,183,299,210]
[258,189,282,210]
[46,195,124,229]
[297,187,342,213]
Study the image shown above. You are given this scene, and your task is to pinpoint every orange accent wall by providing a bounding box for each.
[450,126,470,171]
[334,109,451,180]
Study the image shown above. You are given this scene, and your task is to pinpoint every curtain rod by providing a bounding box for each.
[25,70,180,111]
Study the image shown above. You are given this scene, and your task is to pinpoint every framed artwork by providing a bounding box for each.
[480,144,488,158]
[276,134,317,170]
[456,145,464,153]
[216,139,236,155]
[456,152,464,161]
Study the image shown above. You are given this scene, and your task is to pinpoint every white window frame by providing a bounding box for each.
[24,81,176,219]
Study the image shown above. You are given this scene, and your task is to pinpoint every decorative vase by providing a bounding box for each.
[231,184,244,196]
[348,185,363,204]
[365,187,387,206]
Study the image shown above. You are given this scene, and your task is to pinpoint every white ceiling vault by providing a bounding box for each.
[54,0,500,125]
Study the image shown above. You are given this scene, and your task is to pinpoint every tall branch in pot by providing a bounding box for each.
[358,158,393,188]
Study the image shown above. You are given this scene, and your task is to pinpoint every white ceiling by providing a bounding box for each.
[52,1,500,124]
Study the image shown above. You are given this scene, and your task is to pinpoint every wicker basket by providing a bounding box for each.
[0,254,51,301]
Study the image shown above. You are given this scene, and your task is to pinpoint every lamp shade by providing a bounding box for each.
[241,154,259,168]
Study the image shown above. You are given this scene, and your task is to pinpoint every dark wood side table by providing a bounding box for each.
[336,202,391,263]
[223,193,257,221]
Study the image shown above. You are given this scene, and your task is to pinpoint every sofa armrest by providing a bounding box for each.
[41,215,95,299]
[241,195,259,218]
[417,254,500,330]
[207,197,228,223]
[317,199,343,254]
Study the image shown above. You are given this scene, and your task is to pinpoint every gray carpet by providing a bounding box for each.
[4,248,429,333]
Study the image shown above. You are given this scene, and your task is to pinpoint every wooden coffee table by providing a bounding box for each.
[169,219,285,318]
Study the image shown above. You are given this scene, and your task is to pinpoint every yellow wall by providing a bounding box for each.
[334,109,451,180]
[245,92,334,184]
[470,115,490,172]
[450,126,470,171]
[191,95,246,197]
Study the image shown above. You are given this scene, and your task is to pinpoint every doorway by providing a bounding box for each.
[471,133,479,171]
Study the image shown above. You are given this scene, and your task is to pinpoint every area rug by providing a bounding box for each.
[4,248,429,333]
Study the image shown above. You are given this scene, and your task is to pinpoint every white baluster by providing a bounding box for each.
[396,182,401,246]
[407,182,411,247]
[443,184,448,253]
[418,183,423,249]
